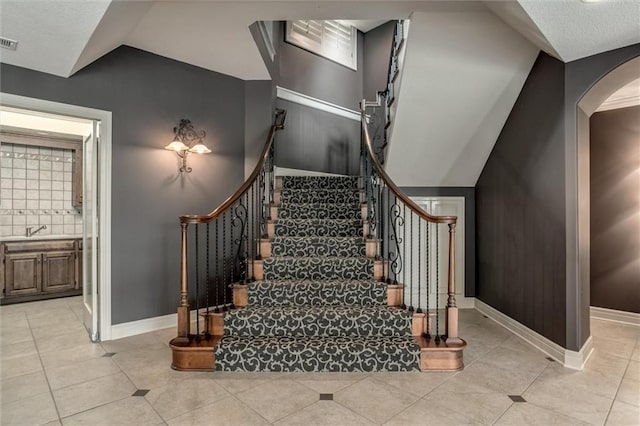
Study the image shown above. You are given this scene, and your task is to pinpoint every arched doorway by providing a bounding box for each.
[575,56,640,344]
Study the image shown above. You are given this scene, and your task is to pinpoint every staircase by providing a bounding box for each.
[170,103,465,373]
[215,175,420,372]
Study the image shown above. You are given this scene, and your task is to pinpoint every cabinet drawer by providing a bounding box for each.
[4,240,76,253]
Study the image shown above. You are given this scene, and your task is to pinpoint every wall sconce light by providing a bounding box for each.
[164,119,211,173]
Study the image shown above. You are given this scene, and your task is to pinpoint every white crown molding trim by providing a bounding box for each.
[276,86,361,122]
[591,306,640,327]
[475,299,592,370]
[595,95,640,112]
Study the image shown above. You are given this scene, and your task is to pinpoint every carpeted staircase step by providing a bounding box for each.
[280,175,359,190]
[246,279,387,306]
[277,203,361,220]
[215,335,421,372]
[271,236,365,257]
[279,188,361,204]
[263,256,373,280]
[273,219,363,237]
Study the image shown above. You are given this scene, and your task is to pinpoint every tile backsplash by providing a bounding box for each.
[0,142,83,238]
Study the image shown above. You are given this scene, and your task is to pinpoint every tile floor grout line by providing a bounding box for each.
[24,311,64,424]
[602,354,633,426]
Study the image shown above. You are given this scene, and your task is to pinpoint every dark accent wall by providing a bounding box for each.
[0,46,249,325]
[590,105,640,314]
[363,21,395,100]
[275,99,360,176]
[244,80,274,177]
[476,52,567,346]
[400,187,476,297]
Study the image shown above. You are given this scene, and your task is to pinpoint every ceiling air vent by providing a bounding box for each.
[0,37,18,51]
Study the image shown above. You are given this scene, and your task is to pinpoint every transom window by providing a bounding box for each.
[286,20,357,70]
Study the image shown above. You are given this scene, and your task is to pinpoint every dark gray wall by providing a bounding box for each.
[590,105,640,314]
[476,52,567,346]
[0,46,248,324]
[400,187,476,298]
[565,44,640,349]
[278,22,364,111]
[363,21,395,101]
[275,99,360,175]
[244,80,274,177]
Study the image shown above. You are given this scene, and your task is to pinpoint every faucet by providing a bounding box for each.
[26,225,47,237]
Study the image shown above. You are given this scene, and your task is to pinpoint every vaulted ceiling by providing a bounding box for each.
[0,0,638,80]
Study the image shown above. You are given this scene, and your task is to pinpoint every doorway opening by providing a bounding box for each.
[0,93,112,341]
[575,57,640,341]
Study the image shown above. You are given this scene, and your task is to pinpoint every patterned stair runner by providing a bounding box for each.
[215,175,420,372]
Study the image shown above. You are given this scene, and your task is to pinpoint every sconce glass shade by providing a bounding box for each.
[165,140,189,152]
[188,142,212,154]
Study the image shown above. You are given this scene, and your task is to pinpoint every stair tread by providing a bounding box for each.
[215,335,421,372]
[233,305,406,314]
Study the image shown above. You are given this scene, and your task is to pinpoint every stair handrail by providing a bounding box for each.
[180,109,286,224]
[360,103,455,225]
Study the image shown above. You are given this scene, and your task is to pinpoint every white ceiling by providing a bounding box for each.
[0,1,638,79]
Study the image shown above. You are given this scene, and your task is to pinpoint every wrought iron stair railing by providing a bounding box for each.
[368,19,405,165]
[360,100,464,349]
[173,109,286,346]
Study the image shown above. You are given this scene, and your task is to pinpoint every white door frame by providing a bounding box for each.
[0,92,113,341]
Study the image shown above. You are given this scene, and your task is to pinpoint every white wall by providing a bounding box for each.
[386,9,539,187]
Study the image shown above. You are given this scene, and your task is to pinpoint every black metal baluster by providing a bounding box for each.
[222,212,228,311]
[402,203,406,309]
[205,223,210,337]
[215,220,220,313]
[251,184,257,281]
[435,224,441,344]
[245,192,250,283]
[230,205,235,309]
[417,219,422,314]
[409,212,414,312]
[426,221,431,339]
[194,225,200,339]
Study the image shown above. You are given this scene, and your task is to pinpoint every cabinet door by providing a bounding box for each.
[42,251,76,293]
[4,253,41,297]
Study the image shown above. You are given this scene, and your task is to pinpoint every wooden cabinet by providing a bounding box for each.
[4,253,41,297]
[1,239,82,304]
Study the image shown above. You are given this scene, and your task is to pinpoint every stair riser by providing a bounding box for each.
[271,205,368,220]
[274,190,363,205]
[276,176,362,190]
[270,221,365,238]
[224,309,412,337]
[215,336,421,372]
[233,283,403,308]
[249,259,385,280]
[269,238,365,258]
[263,258,374,281]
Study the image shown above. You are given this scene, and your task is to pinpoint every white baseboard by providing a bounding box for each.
[475,299,593,370]
[590,306,640,327]
[109,309,210,341]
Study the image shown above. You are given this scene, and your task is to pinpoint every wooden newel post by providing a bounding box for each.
[176,222,190,342]
[446,223,463,345]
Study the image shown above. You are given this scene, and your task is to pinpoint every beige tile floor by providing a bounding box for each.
[1,296,638,425]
